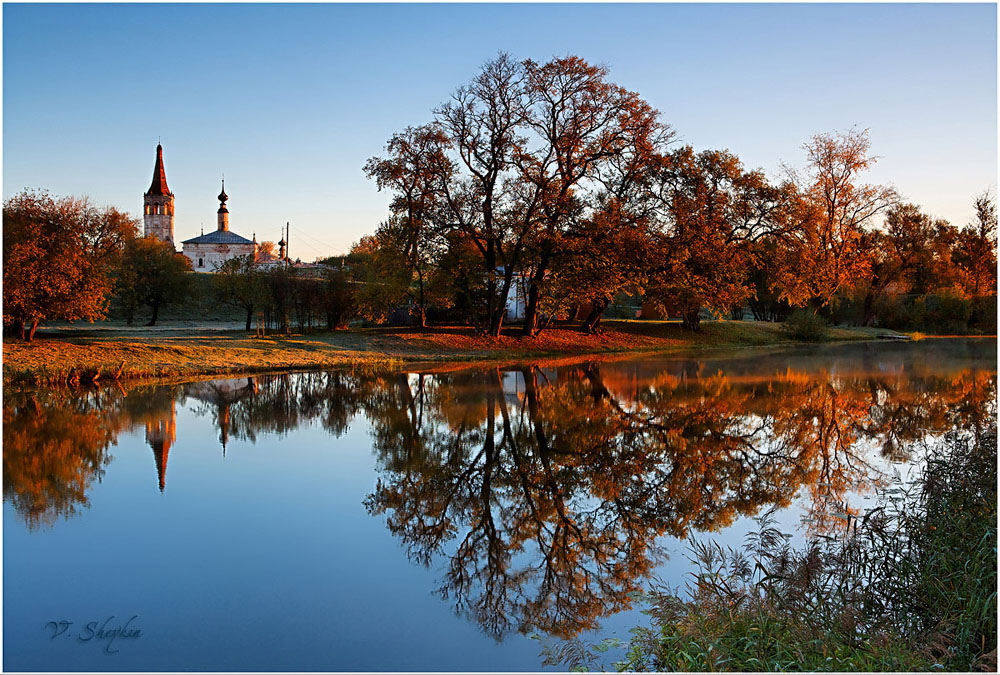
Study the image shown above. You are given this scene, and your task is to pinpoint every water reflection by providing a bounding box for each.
[361,363,995,638]
[3,342,996,643]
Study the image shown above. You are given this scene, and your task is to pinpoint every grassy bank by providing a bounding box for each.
[4,319,896,387]
[537,427,997,672]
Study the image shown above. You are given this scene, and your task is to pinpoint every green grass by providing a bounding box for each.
[620,614,929,671]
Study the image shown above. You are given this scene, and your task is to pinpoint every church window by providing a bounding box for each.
[198,258,204,268]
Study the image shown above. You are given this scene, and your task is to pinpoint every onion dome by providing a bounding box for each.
[217,178,229,214]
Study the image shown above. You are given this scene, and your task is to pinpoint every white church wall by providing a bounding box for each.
[184,243,256,272]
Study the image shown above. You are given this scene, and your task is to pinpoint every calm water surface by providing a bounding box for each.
[4,339,996,671]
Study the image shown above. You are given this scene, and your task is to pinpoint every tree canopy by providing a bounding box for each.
[3,190,137,340]
[362,56,993,335]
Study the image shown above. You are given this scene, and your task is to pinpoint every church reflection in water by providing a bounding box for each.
[145,401,175,492]
[4,342,996,641]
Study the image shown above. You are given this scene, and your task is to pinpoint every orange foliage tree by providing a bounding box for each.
[3,190,137,340]
[777,129,898,309]
[953,190,998,297]
[644,148,799,330]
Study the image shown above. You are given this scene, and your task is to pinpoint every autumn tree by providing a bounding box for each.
[856,203,962,325]
[428,53,540,335]
[213,254,268,330]
[3,190,137,340]
[350,218,453,327]
[347,232,413,322]
[115,236,193,326]
[257,240,278,259]
[644,148,799,330]
[432,231,491,323]
[515,56,669,335]
[320,270,354,329]
[532,204,650,334]
[953,190,998,297]
[365,54,674,336]
[364,125,450,327]
[777,129,898,310]
[262,264,297,333]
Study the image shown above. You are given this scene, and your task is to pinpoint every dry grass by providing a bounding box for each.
[3,319,890,387]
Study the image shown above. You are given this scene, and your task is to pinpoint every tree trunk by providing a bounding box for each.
[488,265,515,338]
[27,318,38,342]
[489,308,505,337]
[580,298,609,334]
[245,307,253,331]
[484,243,499,336]
[682,306,701,331]
[521,281,541,337]
[147,302,160,326]
[521,245,553,337]
[537,312,554,334]
[417,270,427,330]
[862,289,877,327]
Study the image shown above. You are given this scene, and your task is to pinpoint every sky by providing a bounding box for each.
[3,2,997,260]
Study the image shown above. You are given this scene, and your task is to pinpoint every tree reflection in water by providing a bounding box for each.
[361,365,996,639]
[3,356,995,639]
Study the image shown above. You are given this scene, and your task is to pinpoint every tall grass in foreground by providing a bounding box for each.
[536,426,997,671]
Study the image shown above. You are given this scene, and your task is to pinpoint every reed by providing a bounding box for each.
[537,427,997,672]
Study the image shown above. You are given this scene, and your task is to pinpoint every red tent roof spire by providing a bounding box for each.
[147,143,170,196]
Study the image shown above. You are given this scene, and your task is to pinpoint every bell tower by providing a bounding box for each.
[217,178,229,231]
[143,143,175,247]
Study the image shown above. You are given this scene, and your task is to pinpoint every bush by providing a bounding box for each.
[855,290,991,334]
[871,293,910,330]
[908,295,927,331]
[970,295,997,334]
[924,287,973,334]
[823,294,863,326]
[780,308,828,341]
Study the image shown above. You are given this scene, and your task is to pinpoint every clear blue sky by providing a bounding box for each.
[4,3,996,260]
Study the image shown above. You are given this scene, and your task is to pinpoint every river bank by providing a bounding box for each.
[3,319,901,387]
